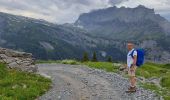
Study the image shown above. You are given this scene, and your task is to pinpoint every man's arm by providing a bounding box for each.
[130,55,137,70]
[133,55,137,66]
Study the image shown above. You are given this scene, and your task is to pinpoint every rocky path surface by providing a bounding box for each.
[37,64,160,100]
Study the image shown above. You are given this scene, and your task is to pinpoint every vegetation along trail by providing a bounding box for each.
[37,63,159,100]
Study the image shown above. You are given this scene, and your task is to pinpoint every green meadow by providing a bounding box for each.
[0,63,51,100]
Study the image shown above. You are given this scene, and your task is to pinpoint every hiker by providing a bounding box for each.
[126,42,137,92]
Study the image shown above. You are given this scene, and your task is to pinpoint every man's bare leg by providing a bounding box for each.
[127,76,136,92]
[131,76,136,88]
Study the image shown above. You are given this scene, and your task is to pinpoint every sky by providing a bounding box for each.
[0,0,170,24]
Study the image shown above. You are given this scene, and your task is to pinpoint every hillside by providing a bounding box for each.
[0,12,125,61]
[0,12,85,59]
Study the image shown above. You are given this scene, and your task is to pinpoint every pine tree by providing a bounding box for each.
[82,52,89,62]
[92,52,97,62]
[107,56,112,62]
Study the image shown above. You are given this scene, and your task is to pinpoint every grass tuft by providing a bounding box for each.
[82,62,119,72]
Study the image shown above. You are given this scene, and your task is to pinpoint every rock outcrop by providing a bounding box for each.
[0,47,37,72]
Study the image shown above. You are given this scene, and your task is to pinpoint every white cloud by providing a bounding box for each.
[0,0,122,24]
[0,0,170,23]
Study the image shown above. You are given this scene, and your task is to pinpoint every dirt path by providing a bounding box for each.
[37,64,160,100]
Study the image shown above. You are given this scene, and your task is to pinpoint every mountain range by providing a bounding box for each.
[0,5,170,63]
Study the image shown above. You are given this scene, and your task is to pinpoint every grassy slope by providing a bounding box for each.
[136,63,170,100]
[83,61,170,99]
[36,60,170,100]
[0,63,51,100]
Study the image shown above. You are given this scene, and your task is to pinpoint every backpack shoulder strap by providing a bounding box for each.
[130,49,136,58]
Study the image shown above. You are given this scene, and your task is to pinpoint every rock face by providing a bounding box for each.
[75,5,170,39]
[0,47,37,72]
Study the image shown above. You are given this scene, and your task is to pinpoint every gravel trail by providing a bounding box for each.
[37,64,160,100]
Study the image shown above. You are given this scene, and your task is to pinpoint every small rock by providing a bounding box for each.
[67,83,71,86]
[23,84,27,89]
[58,95,61,99]
[12,84,18,89]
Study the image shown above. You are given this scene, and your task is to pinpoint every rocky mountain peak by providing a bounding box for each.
[74,5,170,38]
[75,5,158,25]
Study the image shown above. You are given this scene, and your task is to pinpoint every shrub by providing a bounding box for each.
[92,52,98,62]
[107,56,112,62]
[82,52,89,62]
[61,60,79,65]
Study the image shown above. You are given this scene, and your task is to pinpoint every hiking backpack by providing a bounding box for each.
[130,49,145,67]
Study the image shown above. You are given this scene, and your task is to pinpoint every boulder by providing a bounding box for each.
[0,47,37,73]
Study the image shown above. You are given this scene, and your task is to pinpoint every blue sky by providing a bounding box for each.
[0,0,170,24]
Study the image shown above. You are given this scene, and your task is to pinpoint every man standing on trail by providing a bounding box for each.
[126,42,137,92]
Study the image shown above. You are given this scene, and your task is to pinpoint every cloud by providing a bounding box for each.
[0,0,170,23]
[0,0,126,24]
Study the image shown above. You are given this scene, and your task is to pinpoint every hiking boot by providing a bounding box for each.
[126,87,136,93]
[128,86,132,90]
[128,86,136,90]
